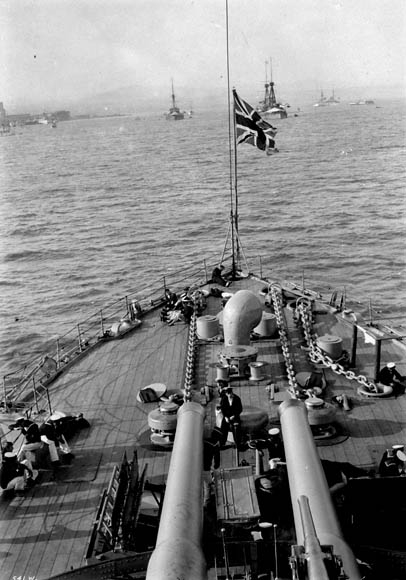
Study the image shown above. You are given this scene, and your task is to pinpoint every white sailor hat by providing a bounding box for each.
[387,362,396,369]
[268,428,280,436]
[259,477,273,489]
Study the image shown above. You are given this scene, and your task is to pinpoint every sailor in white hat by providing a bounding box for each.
[377,362,406,397]
[9,416,42,463]
[0,451,38,495]
[39,418,62,466]
[267,427,285,462]
[393,445,406,473]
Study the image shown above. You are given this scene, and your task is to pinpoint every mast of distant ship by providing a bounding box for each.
[171,78,177,110]
[264,59,270,110]
[269,57,277,108]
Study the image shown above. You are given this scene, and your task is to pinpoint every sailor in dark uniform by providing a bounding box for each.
[267,427,285,462]
[378,362,405,396]
[175,289,194,323]
[39,419,61,466]
[211,265,230,287]
[220,387,243,447]
[0,451,38,495]
[202,433,221,506]
[9,417,42,463]
[160,289,179,322]
[203,434,221,472]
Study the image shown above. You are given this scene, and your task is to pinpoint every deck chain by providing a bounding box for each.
[295,297,376,390]
[269,284,298,397]
[183,290,203,401]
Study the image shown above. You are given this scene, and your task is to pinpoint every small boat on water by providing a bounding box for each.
[0,122,12,136]
[1,10,406,580]
[165,79,184,120]
[350,100,375,106]
[257,58,288,119]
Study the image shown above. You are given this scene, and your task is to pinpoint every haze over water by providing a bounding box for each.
[0,99,405,375]
[2,0,404,114]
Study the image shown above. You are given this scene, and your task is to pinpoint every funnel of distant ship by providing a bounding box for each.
[257,58,288,119]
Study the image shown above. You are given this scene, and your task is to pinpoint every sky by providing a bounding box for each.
[1,0,405,113]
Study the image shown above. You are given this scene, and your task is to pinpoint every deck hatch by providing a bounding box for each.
[214,466,260,524]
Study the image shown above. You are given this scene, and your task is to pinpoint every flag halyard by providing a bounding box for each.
[233,89,278,153]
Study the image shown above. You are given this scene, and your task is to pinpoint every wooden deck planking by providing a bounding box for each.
[201,284,406,484]
[0,502,29,579]
[310,306,405,470]
[47,483,93,577]
[1,278,406,579]
[3,476,61,568]
[7,484,72,579]
[0,302,192,579]
[28,491,76,577]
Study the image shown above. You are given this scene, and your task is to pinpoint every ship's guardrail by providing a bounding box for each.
[1,256,231,416]
[2,251,401,418]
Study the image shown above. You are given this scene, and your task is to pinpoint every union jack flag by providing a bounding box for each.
[233,89,277,152]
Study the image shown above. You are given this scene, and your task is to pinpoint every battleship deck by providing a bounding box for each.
[1,276,406,580]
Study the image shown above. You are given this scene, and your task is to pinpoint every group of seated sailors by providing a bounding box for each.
[160,265,232,326]
[1,412,87,497]
[160,287,207,325]
[160,288,194,325]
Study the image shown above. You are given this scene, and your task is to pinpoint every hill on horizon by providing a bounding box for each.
[5,81,404,117]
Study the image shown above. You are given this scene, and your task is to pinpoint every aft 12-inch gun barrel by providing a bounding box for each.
[297,494,333,580]
[146,402,207,580]
[278,399,361,580]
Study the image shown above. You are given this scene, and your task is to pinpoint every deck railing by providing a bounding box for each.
[2,251,400,417]
[1,257,225,415]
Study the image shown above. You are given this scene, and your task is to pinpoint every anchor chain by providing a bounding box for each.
[269,284,298,396]
[295,297,377,391]
[183,292,201,401]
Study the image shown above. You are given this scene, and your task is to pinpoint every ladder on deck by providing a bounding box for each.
[98,464,122,549]
[86,450,158,561]
[87,455,130,557]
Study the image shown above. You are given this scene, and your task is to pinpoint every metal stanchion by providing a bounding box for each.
[221,527,231,580]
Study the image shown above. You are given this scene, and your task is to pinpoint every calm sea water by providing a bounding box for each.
[1,100,405,375]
